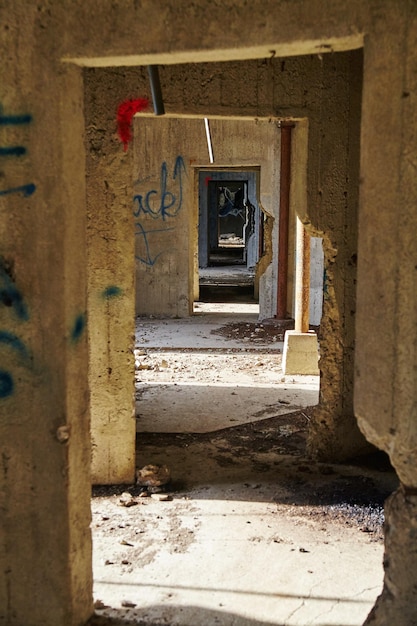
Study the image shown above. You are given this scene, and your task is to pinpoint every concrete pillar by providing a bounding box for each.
[303,50,370,461]
[0,29,93,624]
[364,487,417,626]
[355,5,417,622]
[283,218,319,375]
[84,69,137,485]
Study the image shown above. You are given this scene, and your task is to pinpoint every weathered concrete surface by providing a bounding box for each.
[355,2,417,488]
[1,1,417,625]
[0,7,93,624]
[364,487,417,626]
[282,331,320,376]
[133,117,281,317]
[86,52,366,462]
[85,69,137,485]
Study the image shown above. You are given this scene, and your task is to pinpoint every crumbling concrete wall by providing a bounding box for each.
[136,53,366,460]
[2,1,417,625]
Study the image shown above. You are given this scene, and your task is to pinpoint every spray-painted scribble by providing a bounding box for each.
[0,109,32,125]
[0,183,36,198]
[134,156,186,266]
[0,330,30,399]
[117,98,149,151]
[133,156,185,221]
[135,222,175,267]
[0,330,29,358]
[0,255,31,399]
[0,146,26,157]
[0,105,35,199]
[0,262,29,321]
[0,370,13,398]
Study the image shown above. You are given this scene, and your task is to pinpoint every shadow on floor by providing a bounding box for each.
[87,602,363,626]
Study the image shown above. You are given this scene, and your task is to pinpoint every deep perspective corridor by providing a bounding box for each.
[2,2,417,625]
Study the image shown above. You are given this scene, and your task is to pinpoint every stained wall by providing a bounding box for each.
[1,1,417,625]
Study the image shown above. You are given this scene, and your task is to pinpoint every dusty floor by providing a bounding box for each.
[89,299,398,626]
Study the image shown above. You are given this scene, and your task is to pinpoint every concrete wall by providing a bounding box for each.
[1,1,417,624]
[146,54,365,460]
[133,117,281,317]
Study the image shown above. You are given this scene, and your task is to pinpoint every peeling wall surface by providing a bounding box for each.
[1,1,417,625]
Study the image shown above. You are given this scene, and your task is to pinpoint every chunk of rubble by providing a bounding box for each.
[136,464,171,492]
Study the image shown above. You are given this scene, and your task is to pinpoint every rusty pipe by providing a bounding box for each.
[276,122,295,319]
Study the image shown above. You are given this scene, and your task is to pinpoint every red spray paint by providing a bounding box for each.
[117,98,149,151]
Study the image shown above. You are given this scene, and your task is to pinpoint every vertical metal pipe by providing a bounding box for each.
[294,216,311,333]
[276,122,295,319]
[147,65,165,116]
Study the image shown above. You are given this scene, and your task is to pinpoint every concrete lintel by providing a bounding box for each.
[282,330,319,376]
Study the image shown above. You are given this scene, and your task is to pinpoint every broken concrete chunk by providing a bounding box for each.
[121,600,137,608]
[118,492,137,507]
[136,464,171,491]
[151,493,173,501]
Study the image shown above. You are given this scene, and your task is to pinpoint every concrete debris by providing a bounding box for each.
[118,492,138,507]
[150,493,173,501]
[136,464,171,492]
[121,600,136,608]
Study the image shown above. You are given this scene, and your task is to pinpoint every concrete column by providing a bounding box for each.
[305,50,370,461]
[355,5,417,623]
[0,39,93,625]
[294,216,310,334]
[364,488,417,626]
[283,217,319,375]
[84,69,137,485]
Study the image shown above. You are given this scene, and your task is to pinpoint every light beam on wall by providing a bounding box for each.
[204,118,214,163]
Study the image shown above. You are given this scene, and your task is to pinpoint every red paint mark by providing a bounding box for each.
[117,98,149,151]
[204,176,212,187]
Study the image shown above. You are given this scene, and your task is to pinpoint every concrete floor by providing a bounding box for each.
[90,302,397,626]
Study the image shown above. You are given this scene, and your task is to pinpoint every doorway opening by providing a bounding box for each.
[197,168,261,313]
[87,51,397,626]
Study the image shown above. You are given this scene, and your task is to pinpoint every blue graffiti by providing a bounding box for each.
[0,371,13,398]
[0,109,32,125]
[70,313,86,343]
[135,222,175,267]
[0,105,35,198]
[0,264,29,321]
[133,156,185,221]
[0,183,36,198]
[0,330,30,399]
[0,146,26,157]
[102,285,123,299]
[0,330,29,358]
